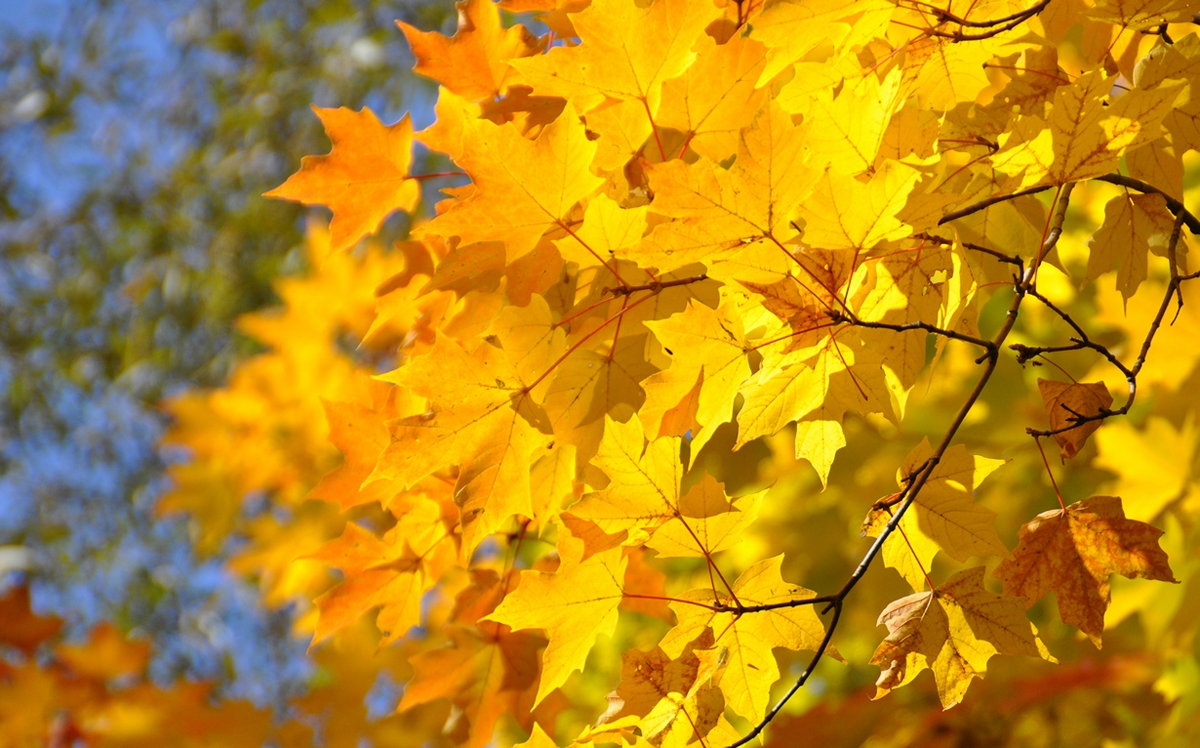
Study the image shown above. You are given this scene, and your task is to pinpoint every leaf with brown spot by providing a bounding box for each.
[0,586,62,656]
[591,630,724,746]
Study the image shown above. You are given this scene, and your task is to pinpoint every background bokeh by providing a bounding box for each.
[0,0,450,705]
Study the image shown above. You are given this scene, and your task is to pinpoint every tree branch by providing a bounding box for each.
[605,274,708,296]
[828,309,996,352]
[907,0,1051,29]
[1093,173,1200,234]
[915,232,1023,267]
[1026,210,1190,439]
[911,0,1053,40]
[726,182,1078,748]
[937,185,1052,226]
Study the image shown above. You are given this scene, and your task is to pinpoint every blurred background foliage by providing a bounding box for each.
[0,0,451,705]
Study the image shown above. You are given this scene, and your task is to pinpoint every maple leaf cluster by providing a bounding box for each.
[235,0,1200,746]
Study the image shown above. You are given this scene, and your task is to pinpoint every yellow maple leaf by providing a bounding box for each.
[796,160,920,250]
[636,100,816,274]
[543,332,657,464]
[424,103,603,261]
[566,416,760,560]
[994,495,1178,647]
[371,299,565,557]
[854,242,954,388]
[510,0,717,114]
[655,32,768,161]
[904,33,1004,111]
[737,341,893,485]
[265,107,420,253]
[591,630,725,747]
[871,567,1054,708]
[863,442,1008,590]
[566,415,682,543]
[642,296,753,453]
[750,0,894,84]
[554,194,647,269]
[645,474,765,559]
[802,67,905,175]
[1134,33,1200,152]
[658,556,834,722]
[1084,0,1197,29]
[486,533,628,706]
[1086,191,1180,299]
[993,69,1183,189]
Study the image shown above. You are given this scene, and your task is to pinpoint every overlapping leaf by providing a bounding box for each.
[871,567,1054,708]
[424,104,603,261]
[863,442,1008,590]
[658,557,835,722]
[398,0,544,101]
[487,533,627,705]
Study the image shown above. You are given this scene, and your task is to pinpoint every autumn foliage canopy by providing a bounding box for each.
[12,0,1200,746]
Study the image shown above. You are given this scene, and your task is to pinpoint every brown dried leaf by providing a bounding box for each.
[994,495,1178,647]
[1037,379,1114,459]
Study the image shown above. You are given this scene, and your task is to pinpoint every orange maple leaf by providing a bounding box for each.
[398,0,545,101]
[266,106,420,254]
[399,572,547,748]
[994,495,1178,647]
[308,499,455,647]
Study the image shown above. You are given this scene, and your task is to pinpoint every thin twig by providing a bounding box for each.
[915,0,1052,39]
[605,274,708,296]
[938,185,1052,226]
[828,309,995,352]
[1094,174,1200,234]
[1026,210,1189,438]
[914,232,1023,266]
